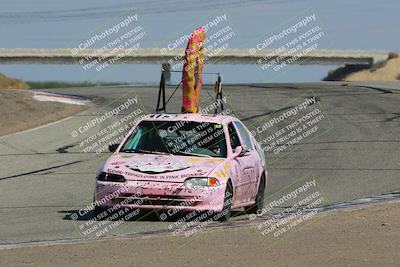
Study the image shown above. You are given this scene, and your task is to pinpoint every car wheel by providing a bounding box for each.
[246,175,265,214]
[93,206,106,220]
[216,182,233,222]
[92,193,106,220]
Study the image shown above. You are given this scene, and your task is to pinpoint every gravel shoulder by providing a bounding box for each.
[1,200,399,267]
[0,89,86,136]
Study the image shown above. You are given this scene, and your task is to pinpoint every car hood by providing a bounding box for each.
[102,153,225,182]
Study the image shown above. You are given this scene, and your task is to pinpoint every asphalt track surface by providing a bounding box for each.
[1,82,399,245]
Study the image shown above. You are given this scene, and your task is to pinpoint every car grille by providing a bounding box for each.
[116,193,201,207]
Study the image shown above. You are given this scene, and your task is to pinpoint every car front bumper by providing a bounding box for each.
[95,180,226,213]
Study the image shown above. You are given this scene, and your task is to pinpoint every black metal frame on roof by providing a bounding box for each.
[155,69,223,114]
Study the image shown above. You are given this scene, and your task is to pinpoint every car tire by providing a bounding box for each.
[93,206,105,220]
[245,175,265,214]
[216,182,233,222]
[92,193,107,220]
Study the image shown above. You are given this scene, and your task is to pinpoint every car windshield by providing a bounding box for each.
[120,120,227,158]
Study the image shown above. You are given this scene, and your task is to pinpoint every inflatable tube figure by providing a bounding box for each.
[181,27,206,113]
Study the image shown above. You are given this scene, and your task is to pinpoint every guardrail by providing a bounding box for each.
[0,48,388,66]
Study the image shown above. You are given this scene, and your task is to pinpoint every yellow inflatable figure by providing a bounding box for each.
[181,27,206,113]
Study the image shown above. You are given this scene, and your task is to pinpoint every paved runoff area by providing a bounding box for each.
[0,82,399,247]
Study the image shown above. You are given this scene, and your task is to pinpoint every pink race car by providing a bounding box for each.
[94,113,268,221]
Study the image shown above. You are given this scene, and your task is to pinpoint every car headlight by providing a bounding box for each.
[184,177,220,188]
[97,172,125,182]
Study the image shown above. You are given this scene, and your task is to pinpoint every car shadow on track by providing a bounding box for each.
[59,209,244,222]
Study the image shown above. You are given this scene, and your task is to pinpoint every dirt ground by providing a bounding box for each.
[0,89,86,136]
[0,200,399,267]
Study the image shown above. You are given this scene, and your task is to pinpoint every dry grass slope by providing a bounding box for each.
[345,52,400,81]
[0,73,30,90]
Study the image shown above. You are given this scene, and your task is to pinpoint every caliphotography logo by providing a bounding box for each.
[0,1,399,267]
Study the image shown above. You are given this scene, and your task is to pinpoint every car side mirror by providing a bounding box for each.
[239,145,250,156]
[232,146,250,158]
[108,144,119,152]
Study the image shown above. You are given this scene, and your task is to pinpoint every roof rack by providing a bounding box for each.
[155,67,223,114]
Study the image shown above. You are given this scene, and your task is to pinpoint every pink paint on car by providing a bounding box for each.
[95,113,268,221]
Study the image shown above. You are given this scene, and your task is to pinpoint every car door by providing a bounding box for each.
[227,122,254,204]
[233,121,261,202]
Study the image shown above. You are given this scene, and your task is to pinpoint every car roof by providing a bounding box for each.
[141,113,239,125]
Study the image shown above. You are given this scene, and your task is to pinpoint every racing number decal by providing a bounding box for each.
[149,114,178,119]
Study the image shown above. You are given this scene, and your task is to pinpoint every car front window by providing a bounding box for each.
[120,120,227,158]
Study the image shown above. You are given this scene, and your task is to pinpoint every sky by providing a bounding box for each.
[0,0,398,83]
